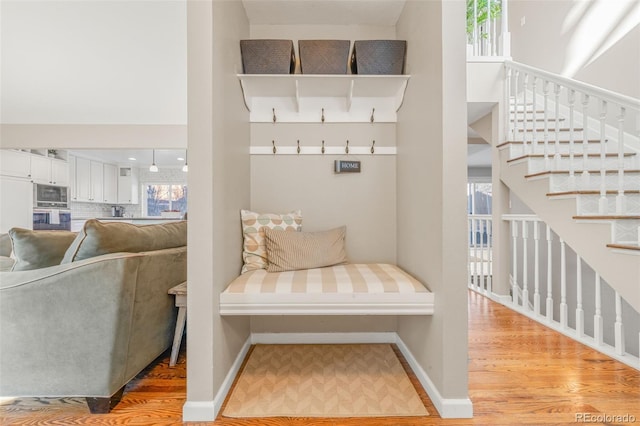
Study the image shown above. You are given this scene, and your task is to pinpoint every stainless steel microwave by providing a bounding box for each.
[34,183,69,208]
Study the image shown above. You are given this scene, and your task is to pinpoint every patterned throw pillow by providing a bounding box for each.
[240,209,302,274]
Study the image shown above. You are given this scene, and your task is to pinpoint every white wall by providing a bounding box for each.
[396,0,471,416]
[1,0,187,124]
[510,0,640,98]
[184,0,250,420]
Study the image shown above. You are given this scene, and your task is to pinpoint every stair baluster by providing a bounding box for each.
[576,256,584,338]
[543,80,550,169]
[560,238,568,328]
[546,225,553,323]
[594,273,603,346]
[553,83,562,169]
[522,220,529,310]
[616,107,627,214]
[531,76,538,154]
[615,292,625,355]
[581,93,590,186]
[599,100,608,214]
[568,89,577,190]
[533,221,541,315]
[511,220,518,305]
[523,73,529,152]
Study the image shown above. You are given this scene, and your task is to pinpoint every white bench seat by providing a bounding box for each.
[219,263,434,315]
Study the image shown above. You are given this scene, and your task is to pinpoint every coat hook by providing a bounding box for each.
[272,108,277,123]
[321,108,325,123]
[272,140,276,154]
[371,140,375,154]
[370,108,375,123]
[345,140,349,154]
[297,139,301,154]
[321,140,325,154]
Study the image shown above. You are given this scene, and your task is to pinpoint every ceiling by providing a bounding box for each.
[67,149,188,169]
[242,0,406,25]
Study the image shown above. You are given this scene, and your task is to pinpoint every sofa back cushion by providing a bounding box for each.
[61,219,187,263]
[0,233,12,257]
[8,228,77,271]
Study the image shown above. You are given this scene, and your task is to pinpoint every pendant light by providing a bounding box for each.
[182,149,188,172]
[149,149,159,172]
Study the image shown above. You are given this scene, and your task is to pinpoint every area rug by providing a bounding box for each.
[222,343,428,418]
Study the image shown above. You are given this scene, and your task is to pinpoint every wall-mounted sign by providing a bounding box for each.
[334,160,361,173]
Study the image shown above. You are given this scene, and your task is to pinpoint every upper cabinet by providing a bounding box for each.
[30,155,69,186]
[237,74,410,123]
[117,166,139,204]
[0,150,32,179]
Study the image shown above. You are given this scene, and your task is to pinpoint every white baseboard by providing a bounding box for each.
[251,332,397,344]
[182,400,216,422]
[491,292,513,304]
[184,332,474,421]
[182,337,251,422]
[394,337,473,418]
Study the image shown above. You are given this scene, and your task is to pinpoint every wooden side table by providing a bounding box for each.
[168,281,187,367]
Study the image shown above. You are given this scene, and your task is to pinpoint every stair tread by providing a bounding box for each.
[508,152,636,163]
[607,243,640,251]
[525,169,640,178]
[498,140,607,148]
[547,190,640,196]
[573,215,640,220]
[518,127,583,132]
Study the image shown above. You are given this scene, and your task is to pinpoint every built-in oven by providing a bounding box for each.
[33,209,72,231]
[34,183,69,209]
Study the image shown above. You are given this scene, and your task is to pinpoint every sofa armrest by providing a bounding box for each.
[0,252,144,398]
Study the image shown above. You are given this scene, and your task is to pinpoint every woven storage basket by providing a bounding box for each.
[298,40,350,74]
[240,39,295,74]
[350,40,407,75]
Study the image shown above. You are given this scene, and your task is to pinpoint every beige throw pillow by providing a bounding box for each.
[61,219,187,263]
[264,226,348,273]
[8,228,77,271]
[240,209,302,274]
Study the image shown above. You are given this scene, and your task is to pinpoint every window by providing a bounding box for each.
[467,182,492,215]
[145,184,188,217]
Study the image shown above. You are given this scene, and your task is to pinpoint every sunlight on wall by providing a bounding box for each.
[561,0,640,79]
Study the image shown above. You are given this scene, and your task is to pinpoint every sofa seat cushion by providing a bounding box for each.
[62,219,187,263]
[8,228,77,271]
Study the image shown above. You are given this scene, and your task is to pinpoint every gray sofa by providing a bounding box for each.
[0,220,187,413]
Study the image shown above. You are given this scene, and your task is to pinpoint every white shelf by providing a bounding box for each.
[238,74,410,123]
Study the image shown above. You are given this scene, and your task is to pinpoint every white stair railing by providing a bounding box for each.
[468,214,493,295]
[505,61,640,214]
[501,214,640,370]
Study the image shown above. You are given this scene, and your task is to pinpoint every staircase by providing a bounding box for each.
[498,62,640,314]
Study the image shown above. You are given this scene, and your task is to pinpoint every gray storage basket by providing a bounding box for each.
[298,40,351,74]
[350,40,407,75]
[240,39,296,74]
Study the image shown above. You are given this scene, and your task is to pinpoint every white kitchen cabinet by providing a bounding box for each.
[90,161,104,203]
[74,157,91,202]
[0,176,33,232]
[103,163,118,204]
[30,155,69,186]
[68,154,77,200]
[117,166,139,204]
[0,150,32,179]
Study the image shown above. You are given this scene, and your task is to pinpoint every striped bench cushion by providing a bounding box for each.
[219,263,434,315]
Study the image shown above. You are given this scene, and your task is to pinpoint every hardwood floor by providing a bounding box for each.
[2,291,639,425]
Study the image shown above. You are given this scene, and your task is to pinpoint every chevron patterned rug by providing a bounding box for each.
[222,343,428,418]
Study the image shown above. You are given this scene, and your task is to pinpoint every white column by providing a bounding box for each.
[568,89,576,189]
[511,220,519,305]
[531,77,538,154]
[543,80,551,169]
[581,94,590,186]
[523,74,529,151]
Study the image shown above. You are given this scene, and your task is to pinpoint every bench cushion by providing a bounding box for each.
[220,263,434,315]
